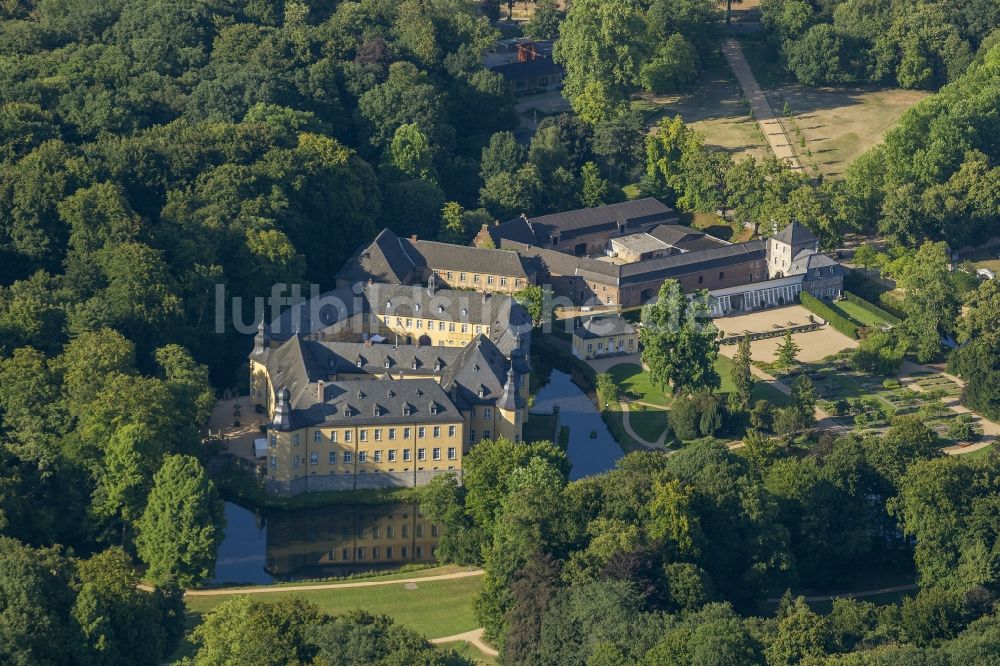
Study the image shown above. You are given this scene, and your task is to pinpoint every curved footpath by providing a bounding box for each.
[431,628,500,657]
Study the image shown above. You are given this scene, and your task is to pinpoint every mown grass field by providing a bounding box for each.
[184,572,484,640]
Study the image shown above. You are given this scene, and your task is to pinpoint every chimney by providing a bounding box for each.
[317,380,325,402]
[411,234,418,241]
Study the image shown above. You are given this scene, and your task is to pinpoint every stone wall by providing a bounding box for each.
[266,469,461,496]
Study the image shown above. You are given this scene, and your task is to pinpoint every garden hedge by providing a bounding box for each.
[799,292,860,339]
[844,291,903,325]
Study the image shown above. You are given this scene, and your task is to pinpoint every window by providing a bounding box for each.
[360,429,367,442]
[433,426,441,438]
[293,455,300,469]
[460,272,466,282]
[293,433,300,447]
[314,431,322,443]
[438,321,445,331]
[418,426,426,438]
[269,456,276,470]
[406,318,412,328]
[309,452,318,465]
[416,525,424,538]
[344,451,352,463]
[416,545,423,558]
[500,277,507,286]
[449,322,456,332]
[469,430,476,442]
[698,275,703,284]
[386,546,393,558]
[403,449,411,462]
[388,428,396,440]
[402,525,409,538]
[269,434,276,447]
[474,274,480,283]
[387,526,395,538]
[358,451,367,463]
[483,429,491,440]
[448,447,457,460]
[484,408,492,419]
[416,319,422,329]
[372,547,380,559]
[461,324,468,333]
[487,275,494,285]
[475,325,482,335]
[448,425,456,437]
[342,547,350,560]
[403,427,411,438]
[330,430,337,442]
[344,430,352,442]
[431,524,440,537]
[418,448,426,461]
[719,271,725,279]
[374,429,382,441]
[446,271,453,280]
[356,547,365,559]
[329,451,336,464]
[433,448,441,461]
[374,450,382,462]
[587,343,593,352]
[388,449,396,462]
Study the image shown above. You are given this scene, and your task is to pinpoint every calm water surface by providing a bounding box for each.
[214,370,621,583]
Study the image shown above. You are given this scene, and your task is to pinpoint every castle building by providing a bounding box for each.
[251,283,531,495]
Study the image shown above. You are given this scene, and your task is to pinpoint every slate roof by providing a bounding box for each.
[412,240,531,278]
[489,198,678,246]
[510,239,766,288]
[336,228,422,285]
[290,379,462,429]
[264,283,532,355]
[490,56,562,80]
[788,249,841,276]
[573,316,636,340]
[773,222,818,247]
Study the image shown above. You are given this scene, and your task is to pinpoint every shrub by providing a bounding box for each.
[946,418,976,442]
[697,395,723,437]
[851,330,905,375]
[669,395,701,441]
[799,293,859,339]
[883,379,901,389]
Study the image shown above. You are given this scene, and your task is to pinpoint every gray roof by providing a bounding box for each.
[788,249,841,276]
[646,224,728,251]
[412,240,531,279]
[612,233,670,255]
[293,379,461,429]
[264,283,532,355]
[490,198,678,246]
[510,239,766,288]
[574,316,636,340]
[336,228,422,285]
[773,222,818,247]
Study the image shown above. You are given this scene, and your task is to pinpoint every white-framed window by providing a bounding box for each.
[418,426,426,438]
[360,429,367,442]
[483,429,491,440]
[403,449,411,461]
[293,434,300,446]
[449,322,456,332]
[293,455,300,469]
[269,456,277,470]
[329,451,336,464]
[469,430,476,442]
[433,448,441,461]
[500,277,507,286]
[374,429,382,441]
[388,449,397,462]
[474,274,480,283]
[461,324,468,333]
[439,321,445,331]
[487,275,494,285]
[433,426,441,437]
[417,448,426,461]
[446,271,453,280]
[310,452,318,465]
[344,430,352,442]
[460,272,466,282]
[344,451,352,463]
[448,447,457,460]
[331,430,337,442]
[448,425,456,437]
[484,408,492,419]
[404,427,411,438]
[388,428,396,440]
[374,450,382,462]
[359,451,367,463]
[269,434,276,447]
[314,431,322,443]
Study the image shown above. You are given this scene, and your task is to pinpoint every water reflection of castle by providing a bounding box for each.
[265,503,440,578]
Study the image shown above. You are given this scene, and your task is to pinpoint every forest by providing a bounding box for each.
[0,0,999,663]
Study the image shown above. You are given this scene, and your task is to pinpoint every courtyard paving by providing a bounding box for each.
[717,305,858,363]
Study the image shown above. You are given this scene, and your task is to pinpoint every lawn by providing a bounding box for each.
[184,574,484,641]
[440,641,497,665]
[628,406,669,442]
[955,443,995,460]
[608,363,671,406]
[715,356,791,406]
[631,53,770,162]
[829,299,889,328]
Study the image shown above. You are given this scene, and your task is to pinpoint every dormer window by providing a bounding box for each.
[434,359,443,371]
[461,308,467,316]
[357,390,365,399]
[430,403,439,415]
[412,359,419,370]
[415,304,420,311]
[416,388,423,397]
[374,406,382,416]
[386,300,391,308]
[403,404,412,416]
[384,359,391,369]
[438,305,444,313]
[356,357,363,368]
[478,385,486,398]
[474,364,480,372]
[387,389,395,398]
